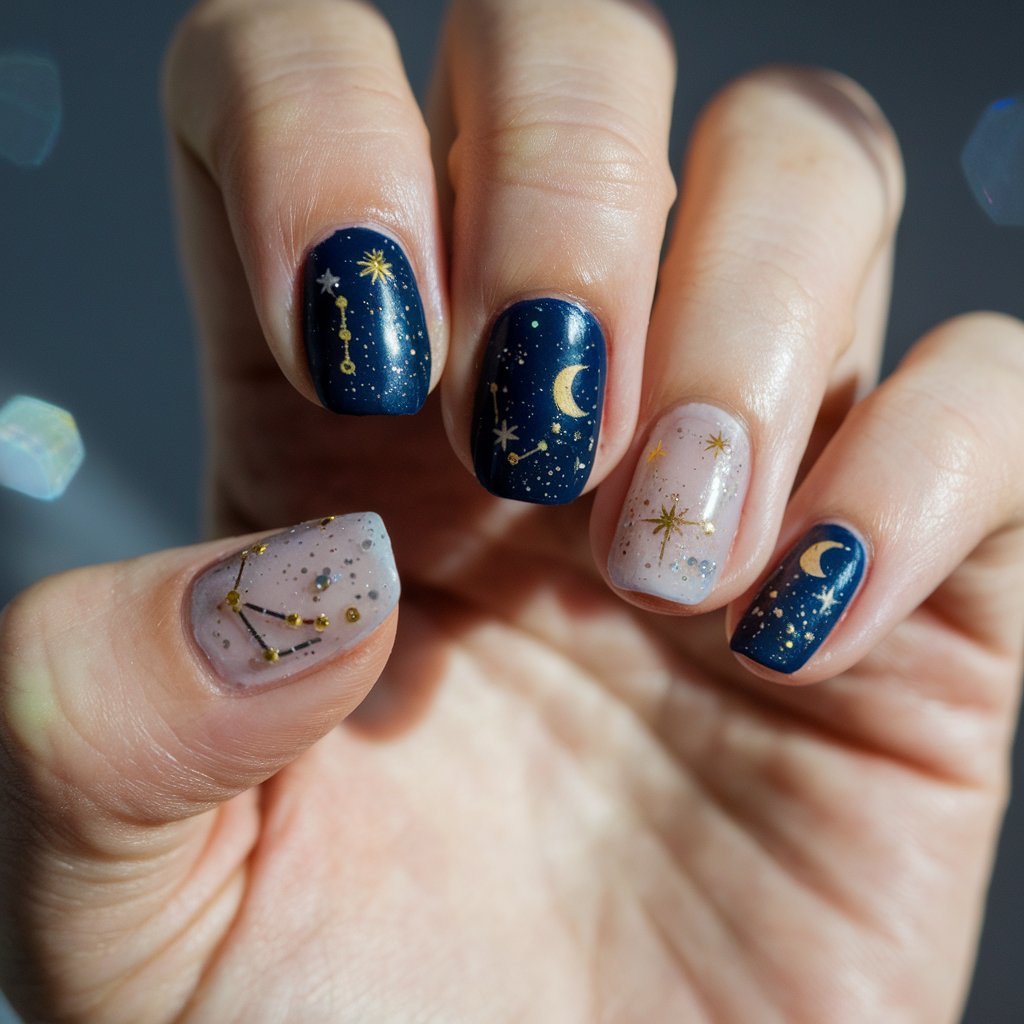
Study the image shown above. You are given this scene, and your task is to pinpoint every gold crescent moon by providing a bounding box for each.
[799,540,845,578]
[553,364,588,418]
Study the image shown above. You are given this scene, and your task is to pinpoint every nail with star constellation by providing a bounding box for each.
[471,298,606,504]
[608,403,750,605]
[303,227,430,415]
[729,523,867,673]
[190,513,399,688]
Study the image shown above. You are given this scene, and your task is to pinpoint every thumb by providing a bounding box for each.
[0,511,398,842]
[0,512,398,1018]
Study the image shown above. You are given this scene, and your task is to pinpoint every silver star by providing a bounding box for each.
[493,420,520,451]
[813,586,837,615]
[316,269,340,294]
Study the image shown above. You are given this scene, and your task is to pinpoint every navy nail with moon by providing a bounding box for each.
[303,227,430,415]
[471,299,606,504]
[730,523,866,673]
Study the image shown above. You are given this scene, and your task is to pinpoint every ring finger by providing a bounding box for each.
[593,67,904,608]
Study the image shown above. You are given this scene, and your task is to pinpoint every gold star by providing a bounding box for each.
[356,249,395,285]
[641,502,704,563]
[704,432,730,458]
[646,440,667,463]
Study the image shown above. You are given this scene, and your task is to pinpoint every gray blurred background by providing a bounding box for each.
[1,1,1022,1020]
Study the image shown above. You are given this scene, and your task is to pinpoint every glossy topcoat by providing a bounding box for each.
[471,298,606,504]
[303,227,430,415]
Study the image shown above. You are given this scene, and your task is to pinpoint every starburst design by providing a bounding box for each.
[646,440,667,463]
[813,586,837,614]
[357,249,394,285]
[641,502,704,563]
[493,420,520,451]
[316,269,340,294]
[704,432,730,458]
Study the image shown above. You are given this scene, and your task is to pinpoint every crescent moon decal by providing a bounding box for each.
[553,364,589,419]
[799,540,845,578]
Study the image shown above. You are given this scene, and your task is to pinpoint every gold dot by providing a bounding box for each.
[703,522,715,535]
[551,423,562,434]
[345,607,361,624]
[263,648,280,662]
[286,613,303,628]
[226,590,241,611]
[489,383,498,394]
[537,440,548,451]
[315,614,330,632]
[339,329,352,341]
[785,641,794,649]
[320,516,336,528]
[252,543,267,555]
[507,453,520,465]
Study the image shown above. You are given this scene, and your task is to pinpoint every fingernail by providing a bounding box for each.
[608,403,750,604]
[470,298,606,504]
[190,513,399,688]
[303,227,430,415]
[729,523,866,673]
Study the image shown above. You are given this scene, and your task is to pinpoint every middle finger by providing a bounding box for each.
[439,0,677,505]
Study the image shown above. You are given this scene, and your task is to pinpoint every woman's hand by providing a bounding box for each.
[2,1,1023,1021]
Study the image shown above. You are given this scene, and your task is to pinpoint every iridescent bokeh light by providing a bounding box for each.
[0,395,84,500]
[962,95,1024,226]
[0,51,62,168]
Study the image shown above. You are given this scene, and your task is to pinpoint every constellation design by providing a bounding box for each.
[335,294,355,375]
[488,382,549,465]
[222,543,360,663]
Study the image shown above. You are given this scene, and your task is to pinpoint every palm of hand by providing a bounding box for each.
[155,383,1009,1024]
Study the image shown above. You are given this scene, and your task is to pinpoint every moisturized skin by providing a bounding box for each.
[190,514,399,688]
[608,403,750,604]
[303,228,430,415]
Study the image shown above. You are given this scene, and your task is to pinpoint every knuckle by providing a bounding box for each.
[451,104,676,216]
[705,65,905,230]
[165,0,418,180]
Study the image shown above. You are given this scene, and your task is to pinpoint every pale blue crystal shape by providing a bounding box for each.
[962,96,1024,226]
[0,395,84,500]
[0,52,62,168]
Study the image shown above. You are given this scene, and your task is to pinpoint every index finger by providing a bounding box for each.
[164,0,448,415]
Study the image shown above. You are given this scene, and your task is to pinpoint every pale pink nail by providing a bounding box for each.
[608,403,750,605]
[190,513,399,688]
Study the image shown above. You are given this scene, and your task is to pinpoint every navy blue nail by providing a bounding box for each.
[471,299,606,504]
[303,227,430,415]
[730,523,866,673]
